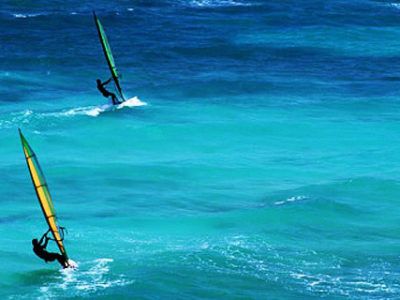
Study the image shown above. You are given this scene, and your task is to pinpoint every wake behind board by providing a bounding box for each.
[60,97,146,118]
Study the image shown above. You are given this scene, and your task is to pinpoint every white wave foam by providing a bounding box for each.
[12,13,44,18]
[274,195,308,206]
[117,96,147,109]
[54,97,145,117]
[57,105,110,118]
[389,3,400,10]
[59,266,78,291]
[37,258,132,298]
[87,258,113,275]
[77,258,133,292]
[0,109,33,129]
[290,269,398,296]
[0,97,146,129]
[13,13,27,18]
[23,110,33,117]
[187,0,253,7]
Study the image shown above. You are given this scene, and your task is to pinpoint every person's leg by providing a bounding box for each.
[55,254,67,268]
[110,93,119,105]
[47,253,67,267]
[44,253,56,263]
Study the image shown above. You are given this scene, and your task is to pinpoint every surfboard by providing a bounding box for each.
[19,129,74,268]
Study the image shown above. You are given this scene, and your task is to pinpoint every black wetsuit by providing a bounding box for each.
[96,78,121,105]
[32,233,67,268]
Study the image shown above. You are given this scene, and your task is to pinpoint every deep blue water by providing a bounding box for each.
[1,0,400,299]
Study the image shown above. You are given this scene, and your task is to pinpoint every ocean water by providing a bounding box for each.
[1,0,400,298]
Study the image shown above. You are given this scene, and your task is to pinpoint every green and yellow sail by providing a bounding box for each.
[93,11,125,101]
[19,129,68,259]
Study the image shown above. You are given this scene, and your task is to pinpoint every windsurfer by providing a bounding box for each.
[32,229,68,268]
[96,78,122,105]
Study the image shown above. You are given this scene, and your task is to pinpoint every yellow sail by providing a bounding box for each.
[19,129,68,259]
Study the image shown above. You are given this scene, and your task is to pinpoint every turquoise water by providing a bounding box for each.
[2,0,400,299]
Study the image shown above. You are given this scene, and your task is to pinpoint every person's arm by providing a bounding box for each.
[103,77,112,85]
[39,229,50,244]
[43,236,49,248]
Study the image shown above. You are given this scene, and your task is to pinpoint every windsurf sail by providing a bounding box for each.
[93,11,125,101]
[19,129,68,259]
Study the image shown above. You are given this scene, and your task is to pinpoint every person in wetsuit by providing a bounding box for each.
[32,229,68,268]
[96,78,122,105]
